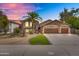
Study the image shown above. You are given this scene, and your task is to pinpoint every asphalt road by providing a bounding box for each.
[0,45,79,56]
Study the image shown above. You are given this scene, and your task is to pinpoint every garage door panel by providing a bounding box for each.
[44,28,59,33]
[61,28,68,33]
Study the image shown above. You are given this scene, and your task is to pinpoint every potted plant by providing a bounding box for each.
[29,30,33,34]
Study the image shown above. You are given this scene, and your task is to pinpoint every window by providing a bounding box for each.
[25,29,32,32]
[30,22,32,27]
[25,22,29,27]
[26,29,29,32]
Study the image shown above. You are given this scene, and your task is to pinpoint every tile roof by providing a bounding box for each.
[40,20,68,27]
[9,20,22,25]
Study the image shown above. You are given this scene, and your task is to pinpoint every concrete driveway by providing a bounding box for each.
[44,34,79,46]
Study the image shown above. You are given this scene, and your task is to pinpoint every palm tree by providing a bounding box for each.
[60,8,79,21]
[24,12,42,33]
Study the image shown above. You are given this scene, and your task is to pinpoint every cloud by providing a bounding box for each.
[36,7,43,10]
[0,3,37,20]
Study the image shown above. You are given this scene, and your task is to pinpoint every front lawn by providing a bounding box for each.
[29,34,50,45]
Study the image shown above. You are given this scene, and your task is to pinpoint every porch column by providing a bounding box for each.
[68,27,71,34]
[42,27,44,34]
[59,27,61,34]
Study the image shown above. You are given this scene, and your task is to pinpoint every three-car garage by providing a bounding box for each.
[43,25,70,34]
[40,20,71,34]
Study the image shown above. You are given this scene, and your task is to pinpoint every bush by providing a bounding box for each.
[29,34,51,45]
[14,27,20,34]
[29,30,33,34]
[65,16,79,29]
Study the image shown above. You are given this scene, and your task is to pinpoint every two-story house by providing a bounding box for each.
[24,19,40,33]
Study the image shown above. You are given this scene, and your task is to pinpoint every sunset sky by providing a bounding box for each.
[0,3,79,21]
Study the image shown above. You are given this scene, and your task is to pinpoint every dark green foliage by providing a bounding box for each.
[14,27,20,34]
[29,30,33,34]
[60,8,79,29]
[0,10,9,34]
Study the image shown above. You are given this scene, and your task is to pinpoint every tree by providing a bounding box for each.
[0,10,9,34]
[67,16,79,29]
[60,8,79,29]
[60,8,73,21]
[24,12,42,33]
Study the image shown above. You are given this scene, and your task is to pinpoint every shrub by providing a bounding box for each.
[29,34,50,45]
[14,27,20,34]
[29,30,33,34]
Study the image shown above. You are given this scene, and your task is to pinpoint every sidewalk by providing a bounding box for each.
[0,34,38,45]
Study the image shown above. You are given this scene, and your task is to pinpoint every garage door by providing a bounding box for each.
[44,28,59,33]
[61,28,69,33]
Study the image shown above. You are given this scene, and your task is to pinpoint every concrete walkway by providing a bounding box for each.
[44,34,79,46]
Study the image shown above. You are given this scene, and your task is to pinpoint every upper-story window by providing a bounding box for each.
[25,22,29,27]
[30,22,32,27]
[25,22,32,27]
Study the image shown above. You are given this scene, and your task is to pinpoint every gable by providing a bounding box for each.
[40,20,69,27]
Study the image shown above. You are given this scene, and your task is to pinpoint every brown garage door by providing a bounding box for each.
[44,28,59,33]
[61,28,69,33]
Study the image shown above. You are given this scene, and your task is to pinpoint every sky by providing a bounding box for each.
[1,3,79,21]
